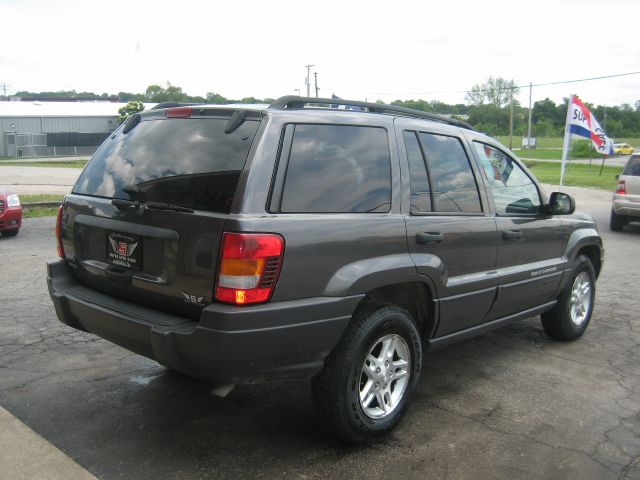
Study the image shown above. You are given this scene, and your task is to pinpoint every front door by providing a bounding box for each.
[469,141,566,320]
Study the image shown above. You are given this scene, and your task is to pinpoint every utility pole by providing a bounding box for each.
[304,64,315,97]
[314,72,319,98]
[526,82,533,150]
[0,82,9,99]
[509,87,514,150]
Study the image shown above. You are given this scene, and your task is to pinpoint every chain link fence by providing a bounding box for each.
[4,132,104,158]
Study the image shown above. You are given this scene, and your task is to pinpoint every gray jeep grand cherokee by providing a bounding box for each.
[48,96,603,442]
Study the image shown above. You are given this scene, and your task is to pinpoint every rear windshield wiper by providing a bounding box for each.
[144,202,194,213]
[111,198,193,213]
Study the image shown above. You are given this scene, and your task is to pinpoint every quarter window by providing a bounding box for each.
[403,131,431,213]
[473,142,542,215]
[279,124,391,213]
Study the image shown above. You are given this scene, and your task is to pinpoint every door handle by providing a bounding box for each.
[416,232,444,244]
[502,229,523,241]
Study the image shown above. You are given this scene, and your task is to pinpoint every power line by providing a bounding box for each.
[324,70,640,97]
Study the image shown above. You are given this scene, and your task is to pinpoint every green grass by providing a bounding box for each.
[20,194,65,203]
[514,149,564,160]
[0,160,87,168]
[497,136,640,149]
[23,207,59,218]
[523,161,622,190]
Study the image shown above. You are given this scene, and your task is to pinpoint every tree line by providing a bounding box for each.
[14,79,640,138]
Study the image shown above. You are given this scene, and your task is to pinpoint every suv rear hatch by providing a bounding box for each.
[622,154,640,201]
[61,106,262,319]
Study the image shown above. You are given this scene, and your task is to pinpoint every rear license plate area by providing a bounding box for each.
[106,232,142,270]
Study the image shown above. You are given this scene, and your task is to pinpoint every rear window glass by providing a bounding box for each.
[279,124,391,213]
[623,156,640,176]
[73,117,260,213]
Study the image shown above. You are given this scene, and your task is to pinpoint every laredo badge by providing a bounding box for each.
[182,292,205,306]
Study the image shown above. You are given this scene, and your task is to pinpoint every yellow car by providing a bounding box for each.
[613,143,634,155]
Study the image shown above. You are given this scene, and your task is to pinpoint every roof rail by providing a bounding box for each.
[268,96,474,130]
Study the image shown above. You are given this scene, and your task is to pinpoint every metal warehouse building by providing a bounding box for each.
[0,102,152,158]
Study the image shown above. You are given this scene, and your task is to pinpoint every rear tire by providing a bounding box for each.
[312,304,422,443]
[2,229,19,237]
[610,209,625,232]
[541,255,595,341]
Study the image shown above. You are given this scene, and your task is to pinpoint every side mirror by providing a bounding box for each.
[615,174,620,180]
[548,192,575,215]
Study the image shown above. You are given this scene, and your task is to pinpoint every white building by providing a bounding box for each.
[0,102,153,157]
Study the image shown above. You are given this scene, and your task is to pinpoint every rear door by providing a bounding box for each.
[397,121,498,337]
[61,108,262,318]
[468,141,565,320]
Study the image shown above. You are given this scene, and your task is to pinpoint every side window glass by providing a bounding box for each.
[403,131,431,213]
[418,132,482,213]
[473,142,542,215]
[279,124,391,213]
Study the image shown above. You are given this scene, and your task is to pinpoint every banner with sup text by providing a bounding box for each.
[560,95,614,186]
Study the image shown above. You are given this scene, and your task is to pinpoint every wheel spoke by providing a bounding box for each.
[367,354,378,365]
[393,369,408,380]
[376,390,387,412]
[360,380,376,408]
[379,337,396,361]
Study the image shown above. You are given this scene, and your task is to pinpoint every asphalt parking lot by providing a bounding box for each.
[1,184,639,479]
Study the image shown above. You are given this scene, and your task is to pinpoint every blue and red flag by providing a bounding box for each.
[560,95,613,186]
[566,96,614,155]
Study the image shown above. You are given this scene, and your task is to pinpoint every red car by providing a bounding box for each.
[0,188,22,237]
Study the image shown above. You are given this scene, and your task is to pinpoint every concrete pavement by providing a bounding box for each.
[0,166,80,194]
[0,407,96,480]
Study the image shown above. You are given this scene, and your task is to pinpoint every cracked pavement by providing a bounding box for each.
[0,184,639,479]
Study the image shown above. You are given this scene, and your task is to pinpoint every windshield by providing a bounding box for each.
[73,117,260,213]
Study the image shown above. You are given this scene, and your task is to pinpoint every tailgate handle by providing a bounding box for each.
[502,229,523,241]
[105,266,133,286]
[416,232,444,244]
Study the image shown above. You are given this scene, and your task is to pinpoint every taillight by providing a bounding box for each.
[55,205,65,258]
[615,180,626,195]
[215,233,284,305]
[165,107,192,118]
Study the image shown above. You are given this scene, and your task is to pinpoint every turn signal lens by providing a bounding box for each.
[215,233,284,305]
[615,181,626,195]
[55,206,65,258]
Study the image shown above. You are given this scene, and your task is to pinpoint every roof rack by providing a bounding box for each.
[268,96,474,130]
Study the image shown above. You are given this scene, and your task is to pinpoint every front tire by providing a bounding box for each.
[312,304,422,443]
[541,255,596,341]
[1,229,19,237]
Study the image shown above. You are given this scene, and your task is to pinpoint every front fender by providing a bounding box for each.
[564,227,603,263]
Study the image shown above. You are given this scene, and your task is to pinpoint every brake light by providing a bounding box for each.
[55,206,65,258]
[615,180,626,195]
[165,107,192,118]
[215,233,284,305]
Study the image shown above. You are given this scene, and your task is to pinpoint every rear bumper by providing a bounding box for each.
[612,199,640,219]
[0,207,22,231]
[47,259,361,383]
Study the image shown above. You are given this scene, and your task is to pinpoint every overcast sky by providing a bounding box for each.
[2,0,639,108]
